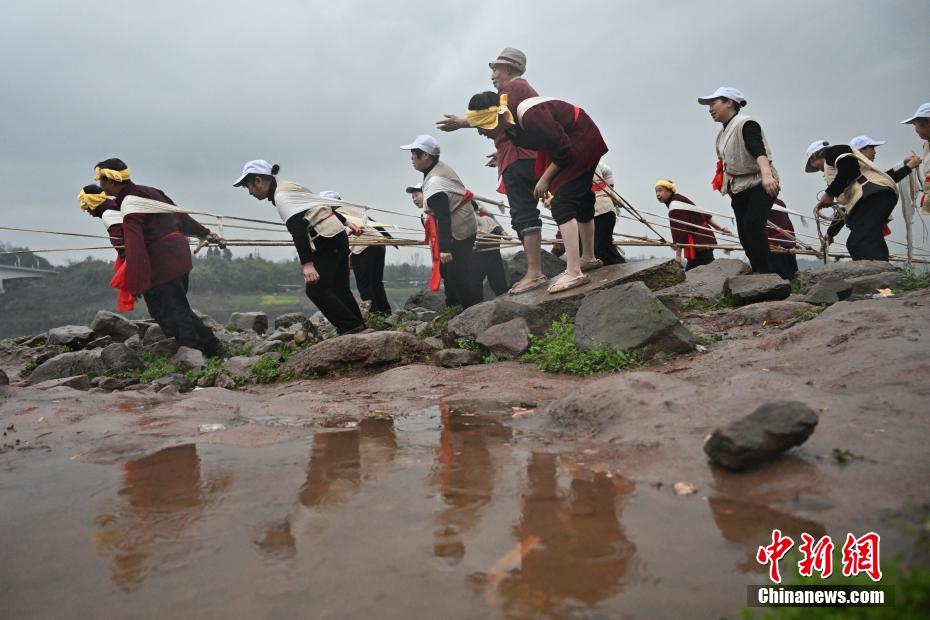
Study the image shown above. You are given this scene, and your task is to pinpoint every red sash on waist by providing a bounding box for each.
[423,215,442,292]
[684,234,697,261]
[591,180,608,193]
[534,105,582,179]
[109,256,135,312]
[712,159,724,192]
[882,224,891,237]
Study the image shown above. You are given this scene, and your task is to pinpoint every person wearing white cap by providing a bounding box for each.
[318,190,393,316]
[400,135,482,308]
[805,141,900,261]
[233,161,366,335]
[436,47,548,295]
[901,103,930,207]
[699,87,780,275]
[848,135,921,183]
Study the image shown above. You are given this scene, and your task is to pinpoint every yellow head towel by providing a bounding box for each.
[466,93,515,130]
[95,166,131,182]
[654,179,677,193]
[77,189,108,212]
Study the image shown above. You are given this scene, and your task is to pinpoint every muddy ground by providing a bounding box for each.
[1,290,928,619]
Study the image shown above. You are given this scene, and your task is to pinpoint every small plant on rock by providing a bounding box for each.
[899,267,930,292]
[139,356,184,383]
[251,356,283,384]
[521,315,638,376]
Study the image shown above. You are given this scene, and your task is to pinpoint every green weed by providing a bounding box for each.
[139,356,184,383]
[687,293,734,311]
[251,356,283,384]
[521,315,639,376]
[899,267,930,292]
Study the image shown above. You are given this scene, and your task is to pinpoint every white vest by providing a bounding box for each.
[273,180,345,240]
[593,163,618,216]
[715,114,779,195]
[337,205,390,256]
[422,161,478,240]
[823,150,898,214]
[100,209,123,228]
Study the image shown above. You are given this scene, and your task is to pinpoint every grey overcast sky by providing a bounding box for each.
[1,0,927,267]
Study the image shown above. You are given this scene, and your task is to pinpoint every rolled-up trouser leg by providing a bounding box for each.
[502,159,542,240]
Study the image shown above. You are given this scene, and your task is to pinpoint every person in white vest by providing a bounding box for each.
[699,87,780,275]
[399,135,482,308]
[848,135,921,182]
[900,103,930,211]
[805,140,900,261]
[233,160,366,335]
[318,190,393,316]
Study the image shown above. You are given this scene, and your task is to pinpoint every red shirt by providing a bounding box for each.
[114,182,210,295]
[495,78,538,174]
[507,99,609,193]
[666,194,717,247]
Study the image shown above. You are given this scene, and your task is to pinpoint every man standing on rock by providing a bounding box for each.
[400,135,482,308]
[655,179,732,271]
[901,103,930,212]
[94,158,223,356]
[77,184,134,312]
[436,47,547,295]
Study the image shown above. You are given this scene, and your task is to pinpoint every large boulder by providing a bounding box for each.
[90,310,138,342]
[432,348,481,367]
[703,401,819,471]
[403,289,447,311]
[32,375,92,391]
[506,259,684,324]
[476,317,530,359]
[503,249,565,285]
[285,331,430,376]
[444,299,542,343]
[101,343,146,373]
[725,274,791,306]
[28,350,104,383]
[656,258,751,308]
[229,312,269,334]
[171,346,205,372]
[795,260,900,291]
[47,325,95,349]
[845,272,905,300]
[715,301,814,328]
[802,279,853,305]
[573,282,694,356]
[273,312,307,330]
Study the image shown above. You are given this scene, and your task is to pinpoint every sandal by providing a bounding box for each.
[547,272,589,294]
[580,258,604,272]
[509,274,547,295]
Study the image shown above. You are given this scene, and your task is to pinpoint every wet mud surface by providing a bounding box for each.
[2,290,930,618]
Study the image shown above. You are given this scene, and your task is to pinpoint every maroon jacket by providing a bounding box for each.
[506,99,609,193]
[114,182,210,295]
[768,200,796,249]
[495,78,538,175]
[665,194,717,247]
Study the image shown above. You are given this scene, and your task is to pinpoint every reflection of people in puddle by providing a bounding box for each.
[257,418,397,558]
[490,452,636,616]
[432,405,512,566]
[708,458,827,573]
[93,444,230,591]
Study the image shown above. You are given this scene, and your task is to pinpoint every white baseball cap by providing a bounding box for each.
[804,140,829,172]
[399,134,440,157]
[849,135,885,150]
[901,102,930,124]
[233,159,273,186]
[319,190,342,200]
[405,182,423,193]
[698,87,746,106]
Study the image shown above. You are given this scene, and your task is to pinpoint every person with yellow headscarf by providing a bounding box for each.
[655,179,732,270]
[463,90,608,294]
[77,184,134,311]
[94,157,223,356]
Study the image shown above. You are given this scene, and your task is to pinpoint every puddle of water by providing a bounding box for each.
[0,404,826,619]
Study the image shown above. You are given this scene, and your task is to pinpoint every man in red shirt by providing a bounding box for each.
[95,158,224,356]
[437,48,547,295]
[463,91,608,293]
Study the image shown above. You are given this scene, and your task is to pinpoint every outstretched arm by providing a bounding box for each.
[436,114,470,132]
